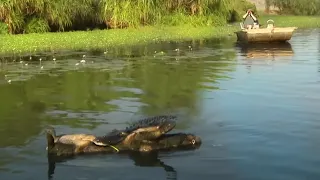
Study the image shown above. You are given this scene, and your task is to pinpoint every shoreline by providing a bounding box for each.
[1,15,320,56]
[0,25,239,56]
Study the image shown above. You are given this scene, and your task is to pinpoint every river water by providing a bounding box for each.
[0,28,319,180]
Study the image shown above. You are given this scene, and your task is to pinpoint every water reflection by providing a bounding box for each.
[0,88,47,147]
[1,29,320,180]
[128,152,177,180]
[236,42,294,59]
[234,41,295,74]
[0,37,236,179]
[48,151,195,180]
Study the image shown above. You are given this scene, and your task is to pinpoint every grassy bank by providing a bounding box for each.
[0,25,238,56]
[258,14,320,28]
[1,14,320,56]
[0,0,257,55]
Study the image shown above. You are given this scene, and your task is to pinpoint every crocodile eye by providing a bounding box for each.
[192,139,195,144]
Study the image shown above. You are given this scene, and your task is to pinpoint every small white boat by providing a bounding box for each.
[235,19,298,43]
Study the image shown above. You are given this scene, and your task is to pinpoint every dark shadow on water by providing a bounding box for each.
[235,41,294,60]
[47,149,202,180]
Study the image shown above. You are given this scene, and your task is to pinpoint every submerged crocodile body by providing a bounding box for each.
[46,115,201,156]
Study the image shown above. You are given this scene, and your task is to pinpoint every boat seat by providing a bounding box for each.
[240,22,245,30]
[267,19,274,29]
[267,24,274,29]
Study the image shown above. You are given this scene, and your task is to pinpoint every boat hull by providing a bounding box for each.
[235,27,297,43]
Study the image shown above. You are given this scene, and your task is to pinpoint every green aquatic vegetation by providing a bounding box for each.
[0,25,239,55]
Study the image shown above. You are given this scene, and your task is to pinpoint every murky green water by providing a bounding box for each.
[0,29,320,180]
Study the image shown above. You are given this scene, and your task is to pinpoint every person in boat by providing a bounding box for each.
[242,9,260,29]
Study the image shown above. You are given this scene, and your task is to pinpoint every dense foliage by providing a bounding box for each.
[265,0,320,15]
[0,0,256,34]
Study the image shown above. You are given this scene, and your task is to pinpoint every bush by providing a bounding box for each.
[266,0,320,15]
[0,0,257,34]
[0,22,8,34]
[24,17,50,34]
